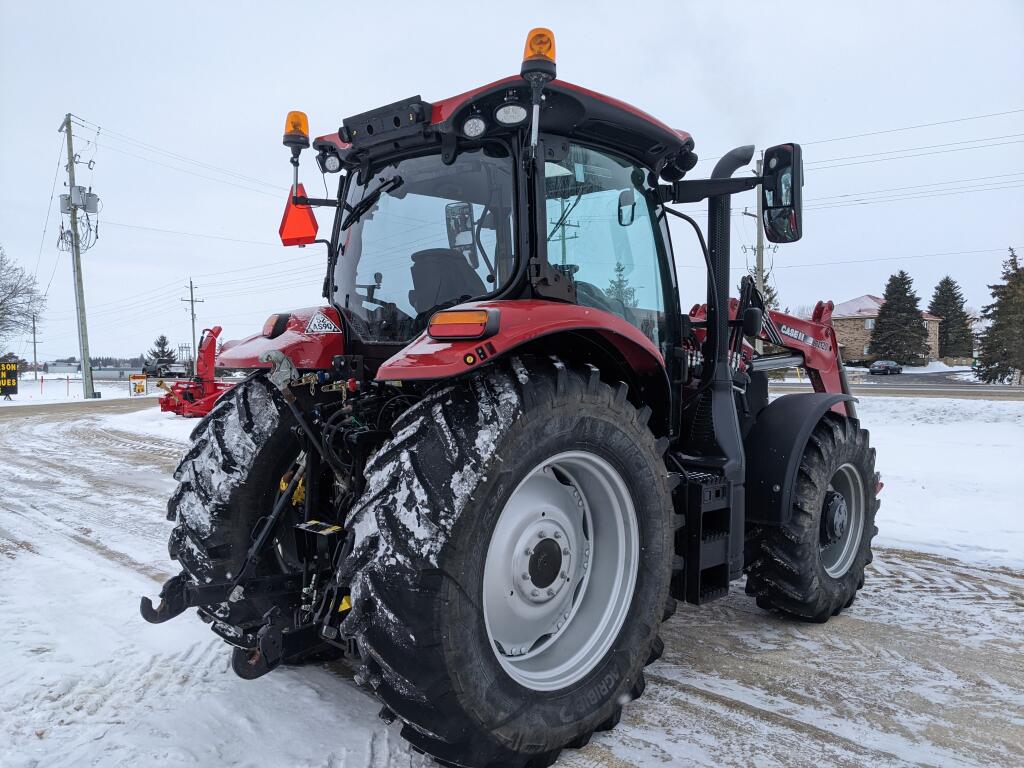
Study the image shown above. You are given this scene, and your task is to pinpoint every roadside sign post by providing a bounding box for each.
[129,373,148,397]
[0,361,17,400]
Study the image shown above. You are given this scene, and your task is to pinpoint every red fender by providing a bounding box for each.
[218,306,345,370]
[376,299,666,382]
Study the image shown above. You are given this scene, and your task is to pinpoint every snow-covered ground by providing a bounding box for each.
[859,396,1024,568]
[0,377,159,406]
[1,397,1022,767]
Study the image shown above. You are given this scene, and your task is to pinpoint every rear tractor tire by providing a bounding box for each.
[746,412,878,622]
[339,358,676,768]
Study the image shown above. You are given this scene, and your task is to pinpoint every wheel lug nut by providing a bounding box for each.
[521,572,530,580]
[553,531,561,539]
[561,571,569,580]
[525,548,533,556]
[531,589,539,597]
[547,588,555,596]
[562,547,570,555]
[538,531,546,538]
[556,619,564,629]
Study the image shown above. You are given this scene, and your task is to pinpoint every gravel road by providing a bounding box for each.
[1,399,1021,767]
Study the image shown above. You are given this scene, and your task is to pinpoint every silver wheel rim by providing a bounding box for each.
[482,450,639,691]
[819,462,865,578]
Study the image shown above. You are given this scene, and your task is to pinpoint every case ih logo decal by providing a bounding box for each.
[779,324,831,352]
[305,312,342,334]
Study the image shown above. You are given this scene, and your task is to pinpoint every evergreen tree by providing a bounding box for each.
[737,269,780,310]
[869,270,929,365]
[148,334,177,363]
[928,276,973,358]
[607,262,638,308]
[977,248,1024,384]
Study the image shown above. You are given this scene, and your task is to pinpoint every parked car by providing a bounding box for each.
[869,360,903,375]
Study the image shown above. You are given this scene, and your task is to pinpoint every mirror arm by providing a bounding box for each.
[659,176,762,204]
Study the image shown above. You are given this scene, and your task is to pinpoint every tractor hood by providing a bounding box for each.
[217,306,345,370]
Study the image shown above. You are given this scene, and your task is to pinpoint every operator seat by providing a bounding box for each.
[408,248,487,315]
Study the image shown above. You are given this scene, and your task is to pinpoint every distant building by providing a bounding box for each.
[832,295,941,362]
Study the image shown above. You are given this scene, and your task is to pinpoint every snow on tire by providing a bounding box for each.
[337,357,675,768]
[166,374,297,637]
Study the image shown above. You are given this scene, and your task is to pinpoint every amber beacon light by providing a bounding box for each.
[283,110,310,150]
[521,27,556,79]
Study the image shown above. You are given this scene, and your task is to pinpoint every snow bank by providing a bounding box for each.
[901,361,974,374]
[858,397,1024,569]
[0,377,158,406]
[103,406,199,443]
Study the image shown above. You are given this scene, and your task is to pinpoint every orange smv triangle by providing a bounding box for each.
[279,183,319,246]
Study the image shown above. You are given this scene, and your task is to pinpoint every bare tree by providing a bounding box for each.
[0,245,45,346]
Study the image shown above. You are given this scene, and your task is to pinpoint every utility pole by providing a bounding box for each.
[32,315,39,381]
[61,114,95,399]
[550,197,579,265]
[754,155,765,296]
[181,279,204,376]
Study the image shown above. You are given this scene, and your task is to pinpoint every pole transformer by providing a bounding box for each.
[61,113,95,399]
[181,279,203,377]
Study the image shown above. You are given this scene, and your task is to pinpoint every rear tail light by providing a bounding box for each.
[428,309,499,340]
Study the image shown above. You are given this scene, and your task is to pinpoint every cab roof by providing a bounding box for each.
[315,75,696,179]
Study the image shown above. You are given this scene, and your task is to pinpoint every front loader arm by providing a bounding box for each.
[690,299,855,418]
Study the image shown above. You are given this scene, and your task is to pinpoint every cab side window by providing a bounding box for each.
[544,143,665,346]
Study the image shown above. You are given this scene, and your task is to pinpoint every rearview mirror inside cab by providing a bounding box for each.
[445,202,478,267]
[761,143,803,243]
[617,189,636,227]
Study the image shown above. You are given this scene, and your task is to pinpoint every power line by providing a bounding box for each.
[695,106,1024,163]
[103,220,282,246]
[84,138,283,197]
[803,107,1024,146]
[72,115,281,189]
[805,133,1024,166]
[807,139,1024,170]
[34,133,66,279]
[804,181,1024,211]
[801,170,1024,202]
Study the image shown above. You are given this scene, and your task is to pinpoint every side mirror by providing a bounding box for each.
[742,307,764,337]
[761,143,803,243]
[445,202,478,268]
[617,189,636,227]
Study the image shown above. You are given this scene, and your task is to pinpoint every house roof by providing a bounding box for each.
[833,294,941,321]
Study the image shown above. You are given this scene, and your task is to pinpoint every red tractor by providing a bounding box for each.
[157,325,234,417]
[143,29,878,768]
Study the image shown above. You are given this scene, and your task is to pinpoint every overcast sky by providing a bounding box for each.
[1,0,1022,360]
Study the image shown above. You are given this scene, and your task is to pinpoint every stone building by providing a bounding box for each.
[831,295,941,363]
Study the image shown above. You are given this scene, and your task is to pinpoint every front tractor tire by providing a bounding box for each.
[339,358,676,768]
[746,412,879,622]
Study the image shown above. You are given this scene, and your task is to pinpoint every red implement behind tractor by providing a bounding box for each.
[157,326,234,417]
[142,28,880,768]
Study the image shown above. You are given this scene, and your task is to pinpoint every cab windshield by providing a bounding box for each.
[333,145,517,343]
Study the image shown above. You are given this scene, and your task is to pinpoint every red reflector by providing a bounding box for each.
[279,183,319,246]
